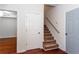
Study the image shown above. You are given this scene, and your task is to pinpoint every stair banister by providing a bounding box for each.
[46,17,60,33]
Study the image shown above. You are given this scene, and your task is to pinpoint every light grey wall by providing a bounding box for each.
[0,17,17,38]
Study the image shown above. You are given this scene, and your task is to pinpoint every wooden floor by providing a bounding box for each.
[0,37,16,54]
[0,37,66,54]
[21,48,67,54]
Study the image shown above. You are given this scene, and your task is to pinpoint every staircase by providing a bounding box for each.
[43,25,59,51]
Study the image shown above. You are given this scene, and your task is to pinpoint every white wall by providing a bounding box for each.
[45,4,79,51]
[0,17,17,38]
[0,4,44,53]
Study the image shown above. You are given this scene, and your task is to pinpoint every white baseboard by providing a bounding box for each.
[0,36,16,38]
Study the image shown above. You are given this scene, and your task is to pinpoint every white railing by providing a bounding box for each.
[46,17,60,33]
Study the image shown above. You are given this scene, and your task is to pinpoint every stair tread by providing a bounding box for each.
[44,37,54,40]
[43,41,56,45]
[43,47,58,51]
[44,38,53,39]
[44,33,51,34]
[44,31,50,33]
[44,32,51,33]
[45,35,53,37]
[44,36,53,38]
[44,44,58,47]
[44,39,55,42]
[44,29,49,31]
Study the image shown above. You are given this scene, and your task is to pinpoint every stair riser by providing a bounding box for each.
[44,36,52,38]
[43,40,56,44]
[44,32,52,36]
[44,28,49,31]
[44,31,50,33]
[44,37,54,40]
[43,44,58,49]
[44,33,52,36]
[44,39,54,41]
[43,47,58,51]
[44,34,51,36]
[44,30,49,31]
[43,43,57,46]
[44,40,55,42]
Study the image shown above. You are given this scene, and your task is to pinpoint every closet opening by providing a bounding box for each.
[0,9,17,53]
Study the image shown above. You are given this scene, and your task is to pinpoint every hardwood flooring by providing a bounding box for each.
[0,37,16,54]
[0,37,66,54]
[20,48,67,54]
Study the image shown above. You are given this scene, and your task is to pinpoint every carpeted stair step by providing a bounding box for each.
[44,30,50,33]
[44,40,56,43]
[43,45,58,51]
[44,39,55,42]
[44,36,54,39]
[44,33,52,36]
[43,44,58,49]
[43,42,57,47]
[44,27,48,30]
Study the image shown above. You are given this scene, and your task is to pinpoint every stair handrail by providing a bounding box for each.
[46,16,60,33]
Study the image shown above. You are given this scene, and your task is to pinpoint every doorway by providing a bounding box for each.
[0,9,17,53]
